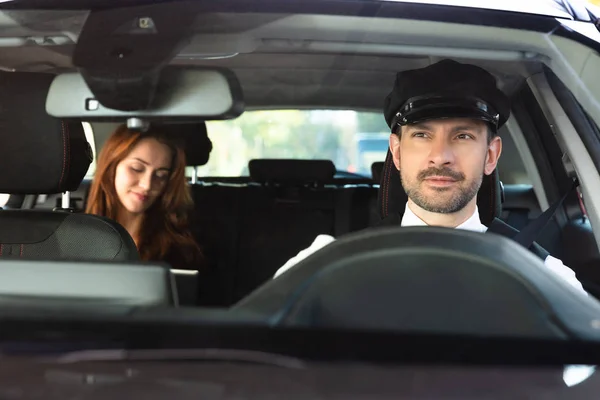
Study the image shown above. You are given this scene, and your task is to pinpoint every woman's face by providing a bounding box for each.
[114,138,173,215]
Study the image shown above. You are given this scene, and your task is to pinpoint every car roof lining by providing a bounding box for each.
[0,11,548,110]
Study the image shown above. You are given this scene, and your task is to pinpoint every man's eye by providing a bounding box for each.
[456,133,473,140]
[412,132,428,138]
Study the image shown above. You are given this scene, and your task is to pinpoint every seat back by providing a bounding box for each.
[377,149,502,226]
[187,158,378,306]
[0,71,139,262]
[235,159,338,301]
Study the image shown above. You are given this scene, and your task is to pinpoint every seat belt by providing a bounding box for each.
[488,178,579,250]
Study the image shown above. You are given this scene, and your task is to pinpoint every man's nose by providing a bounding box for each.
[428,137,455,166]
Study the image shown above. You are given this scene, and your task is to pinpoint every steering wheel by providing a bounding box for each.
[234,227,600,340]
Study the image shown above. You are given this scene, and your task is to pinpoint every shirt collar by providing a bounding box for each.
[401,203,488,233]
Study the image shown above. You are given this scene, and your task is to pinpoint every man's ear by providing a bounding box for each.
[389,133,401,170]
[484,136,502,175]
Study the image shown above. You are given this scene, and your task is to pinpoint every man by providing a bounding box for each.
[274,59,584,294]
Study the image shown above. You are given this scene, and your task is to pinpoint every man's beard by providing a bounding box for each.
[401,166,483,214]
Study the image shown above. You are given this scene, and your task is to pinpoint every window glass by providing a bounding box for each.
[201,110,391,178]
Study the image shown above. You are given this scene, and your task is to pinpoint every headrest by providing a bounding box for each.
[0,71,92,194]
[377,150,502,226]
[371,161,384,182]
[249,159,336,183]
[157,122,212,166]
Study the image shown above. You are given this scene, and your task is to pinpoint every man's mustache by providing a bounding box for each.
[417,167,465,181]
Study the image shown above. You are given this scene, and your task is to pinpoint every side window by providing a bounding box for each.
[82,122,97,179]
[573,108,598,218]
[543,68,600,219]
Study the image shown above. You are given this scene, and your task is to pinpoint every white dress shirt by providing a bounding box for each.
[274,203,586,294]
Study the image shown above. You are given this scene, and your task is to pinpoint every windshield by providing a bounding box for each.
[0,1,600,388]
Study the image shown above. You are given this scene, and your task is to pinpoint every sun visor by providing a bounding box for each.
[45,66,244,122]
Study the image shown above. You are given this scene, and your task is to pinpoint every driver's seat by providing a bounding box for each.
[376,150,503,226]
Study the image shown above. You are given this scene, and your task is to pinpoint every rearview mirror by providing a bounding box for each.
[46,67,244,121]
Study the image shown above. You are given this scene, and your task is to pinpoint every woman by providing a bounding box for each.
[86,124,203,268]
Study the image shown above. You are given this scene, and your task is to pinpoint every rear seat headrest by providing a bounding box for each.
[249,159,336,183]
[0,71,92,194]
[157,122,212,166]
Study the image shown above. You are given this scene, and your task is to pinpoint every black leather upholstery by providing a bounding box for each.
[158,122,212,166]
[0,211,137,260]
[0,71,92,194]
[377,149,502,227]
[0,71,139,262]
[249,159,336,183]
[190,158,376,306]
[371,161,384,182]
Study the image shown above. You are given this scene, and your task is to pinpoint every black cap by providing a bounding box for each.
[384,59,510,132]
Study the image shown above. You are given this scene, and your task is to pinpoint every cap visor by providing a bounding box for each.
[403,104,499,126]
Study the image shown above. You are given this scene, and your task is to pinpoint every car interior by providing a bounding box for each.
[0,1,599,345]
[5,116,569,307]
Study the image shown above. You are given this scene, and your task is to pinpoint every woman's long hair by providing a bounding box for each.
[86,124,202,264]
